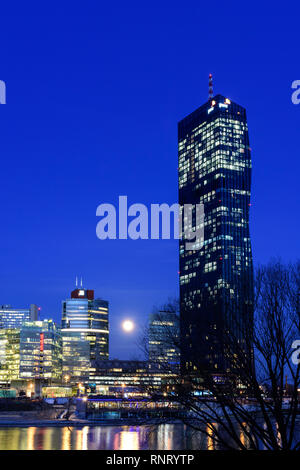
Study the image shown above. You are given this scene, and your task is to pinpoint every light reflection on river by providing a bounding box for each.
[0,424,209,450]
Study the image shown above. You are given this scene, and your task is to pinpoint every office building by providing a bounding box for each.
[0,320,62,395]
[148,311,180,373]
[0,329,21,386]
[61,287,109,386]
[89,359,162,396]
[0,304,38,329]
[19,320,62,383]
[178,90,253,374]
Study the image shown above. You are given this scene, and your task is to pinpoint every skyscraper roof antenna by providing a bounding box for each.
[75,276,78,287]
[208,73,213,100]
[80,277,83,288]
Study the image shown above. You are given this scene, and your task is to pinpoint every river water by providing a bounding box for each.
[0,424,212,450]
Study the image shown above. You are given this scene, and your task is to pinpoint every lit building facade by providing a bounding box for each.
[61,288,109,386]
[89,359,162,396]
[0,320,62,393]
[0,329,21,385]
[178,94,254,374]
[0,304,38,329]
[19,320,62,382]
[149,311,180,373]
[61,332,90,385]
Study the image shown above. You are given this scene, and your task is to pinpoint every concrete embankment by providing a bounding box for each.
[0,412,181,427]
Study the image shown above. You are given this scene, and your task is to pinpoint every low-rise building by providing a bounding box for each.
[0,304,38,329]
[89,359,173,396]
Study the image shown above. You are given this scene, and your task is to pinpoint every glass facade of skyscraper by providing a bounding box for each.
[178,94,253,374]
[149,311,180,374]
[19,320,62,382]
[61,288,109,386]
[0,320,62,392]
[61,332,90,384]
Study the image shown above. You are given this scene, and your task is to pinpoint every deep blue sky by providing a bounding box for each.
[0,2,299,358]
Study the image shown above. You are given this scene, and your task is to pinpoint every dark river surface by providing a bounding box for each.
[0,424,214,450]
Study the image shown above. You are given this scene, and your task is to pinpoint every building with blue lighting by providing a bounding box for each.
[0,304,38,329]
[61,287,109,386]
[148,311,180,374]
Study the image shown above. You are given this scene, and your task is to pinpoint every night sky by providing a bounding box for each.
[0,2,299,358]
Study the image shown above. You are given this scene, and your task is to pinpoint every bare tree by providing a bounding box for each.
[141,260,300,450]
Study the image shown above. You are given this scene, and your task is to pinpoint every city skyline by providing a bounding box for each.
[0,5,299,360]
[0,3,299,454]
[0,62,298,359]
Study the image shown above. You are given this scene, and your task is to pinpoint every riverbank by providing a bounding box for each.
[0,414,181,427]
[0,418,87,427]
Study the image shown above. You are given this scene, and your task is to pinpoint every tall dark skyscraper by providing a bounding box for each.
[178,88,253,375]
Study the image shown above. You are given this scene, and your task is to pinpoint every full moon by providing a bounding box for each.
[122,319,134,332]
